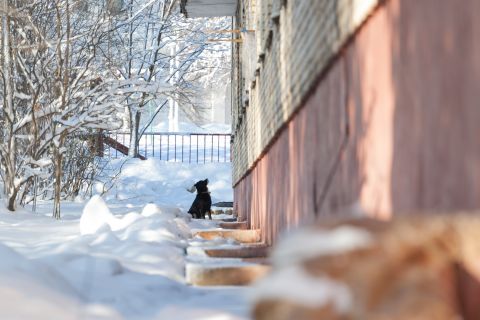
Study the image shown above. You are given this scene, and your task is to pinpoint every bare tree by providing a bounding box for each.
[103,0,230,157]
[0,0,125,217]
[0,0,232,218]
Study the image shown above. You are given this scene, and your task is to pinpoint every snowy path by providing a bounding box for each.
[0,160,252,319]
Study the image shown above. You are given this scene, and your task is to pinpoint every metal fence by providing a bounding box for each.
[104,132,231,163]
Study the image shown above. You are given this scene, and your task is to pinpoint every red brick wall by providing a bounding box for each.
[234,0,480,245]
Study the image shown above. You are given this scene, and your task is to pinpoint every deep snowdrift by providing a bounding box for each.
[0,159,248,319]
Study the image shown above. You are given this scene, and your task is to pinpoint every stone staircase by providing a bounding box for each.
[186,218,271,286]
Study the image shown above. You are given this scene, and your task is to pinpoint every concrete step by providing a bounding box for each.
[186,262,270,286]
[219,217,238,223]
[193,229,261,243]
[242,257,270,264]
[188,244,270,259]
[218,221,248,230]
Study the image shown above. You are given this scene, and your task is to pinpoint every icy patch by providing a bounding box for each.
[272,226,373,267]
[252,265,353,312]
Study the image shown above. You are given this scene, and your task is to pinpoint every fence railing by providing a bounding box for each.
[103,132,231,163]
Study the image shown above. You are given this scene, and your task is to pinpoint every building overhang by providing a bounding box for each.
[180,0,237,18]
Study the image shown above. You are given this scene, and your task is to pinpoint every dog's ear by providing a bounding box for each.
[204,178,209,184]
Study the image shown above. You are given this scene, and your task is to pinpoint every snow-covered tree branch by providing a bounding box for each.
[0,0,231,218]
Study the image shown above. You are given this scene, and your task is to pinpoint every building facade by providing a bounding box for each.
[231,0,480,245]
[182,0,480,245]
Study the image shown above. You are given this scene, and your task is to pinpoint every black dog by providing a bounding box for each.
[187,179,212,219]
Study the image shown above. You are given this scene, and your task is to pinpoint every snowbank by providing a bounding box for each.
[252,265,353,312]
[101,158,233,211]
[0,156,245,319]
[80,195,115,235]
[271,226,373,267]
[251,225,373,315]
[0,239,121,319]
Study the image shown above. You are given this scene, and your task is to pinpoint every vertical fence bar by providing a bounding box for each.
[144,135,147,158]
[152,134,155,158]
[203,135,206,164]
[103,132,231,163]
[167,135,170,161]
[174,135,177,162]
[224,135,227,162]
[211,135,213,163]
[189,134,192,163]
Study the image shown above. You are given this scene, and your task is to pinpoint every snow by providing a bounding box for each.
[250,225,372,314]
[251,265,353,312]
[80,195,115,235]
[103,158,233,209]
[0,159,248,319]
[79,195,146,235]
[271,226,373,267]
[153,121,231,134]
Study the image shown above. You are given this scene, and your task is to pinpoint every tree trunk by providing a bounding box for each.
[7,188,18,212]
[53,145,63,219]
[2,9,17,212]
[53,132,66,219]
[134,110,141,157]
[129,108,141,158]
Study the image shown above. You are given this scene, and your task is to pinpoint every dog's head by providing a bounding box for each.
[194,179,209,193]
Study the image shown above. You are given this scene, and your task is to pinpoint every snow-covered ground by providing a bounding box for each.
[152,121,231,134]
[0,159,251,320]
